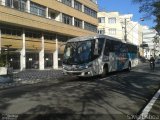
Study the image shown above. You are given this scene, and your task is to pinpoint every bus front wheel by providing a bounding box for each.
[127,62,131,71]
[101,65,108,77]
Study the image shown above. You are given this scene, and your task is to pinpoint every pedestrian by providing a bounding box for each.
[149,55,155,70]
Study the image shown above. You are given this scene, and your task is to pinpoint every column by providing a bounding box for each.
[82,21,85,29]
[39,34,44,70]
[59,13,62,22]
[46,7,49,19]
[82,5,84,12]
[71,0,74,8]
[11,0,13,8]
[72,17,75,26]
[26,0,30,13]
[1,0,5,5]
[20,30,26,71]
[53,35,58,69]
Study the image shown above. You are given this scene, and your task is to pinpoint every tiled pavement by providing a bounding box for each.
[0,69,64,89]
[14,69,63,81]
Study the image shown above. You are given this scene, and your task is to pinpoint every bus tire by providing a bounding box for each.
[101,65,108,77]
[127,62,131,72]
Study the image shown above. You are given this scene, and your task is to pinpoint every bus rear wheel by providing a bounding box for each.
[101,65,108,77]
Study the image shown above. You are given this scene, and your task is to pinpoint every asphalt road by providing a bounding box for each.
[0,63,160,120]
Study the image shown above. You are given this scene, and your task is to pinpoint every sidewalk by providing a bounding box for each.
[14,69,63,81]
[149,95,160,116]
[0,69,63,89]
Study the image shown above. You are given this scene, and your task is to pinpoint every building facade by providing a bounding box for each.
[98,11,144,56]
[0,0,98,70]
[98,12,124,40]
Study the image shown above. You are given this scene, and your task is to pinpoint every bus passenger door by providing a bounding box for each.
[93,38,105,75]
[109,52,116,71]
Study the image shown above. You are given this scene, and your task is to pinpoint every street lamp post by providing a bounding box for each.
[123,18,144,42]
[124,18,127,41]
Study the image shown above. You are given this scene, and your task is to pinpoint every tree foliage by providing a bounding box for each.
[132,0,160,33]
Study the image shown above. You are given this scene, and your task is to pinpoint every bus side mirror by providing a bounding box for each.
[94,39,99,55]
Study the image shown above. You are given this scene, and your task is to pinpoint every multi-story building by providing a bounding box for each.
[142,27,159,59]
[0,0,98,70]
[98,12,124,40]
[98,11,144,56]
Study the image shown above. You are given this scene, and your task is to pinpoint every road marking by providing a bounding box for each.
[137,88,160,120]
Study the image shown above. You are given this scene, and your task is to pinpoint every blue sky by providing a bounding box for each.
[98,0,155,28]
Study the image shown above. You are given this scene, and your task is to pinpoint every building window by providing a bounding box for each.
[26,31,41,38]
[19,0,26,11]
[50,12,56,19]
[62,14,72,25]
[1,27,22,36]
[44,34,56,40]
[98,17,105,23]
[13,0,18,9]
[5,0,26,11]
[108,17,116,24]
[109,28,116,35]
[74,0,82,11]
[5,0,12,7]
[61,0,72,7]
[84,6,97,18]
[74,18,82,28]
[13,0,26,12]
[98,28,105,35]
[30,2,46,17]
[57,34,70,42]
[84,22,97,33]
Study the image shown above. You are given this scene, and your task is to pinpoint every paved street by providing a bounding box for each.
[0,63,160,120]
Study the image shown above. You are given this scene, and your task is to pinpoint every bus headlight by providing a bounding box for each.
[85,64,92,69]
[85,66,89,69]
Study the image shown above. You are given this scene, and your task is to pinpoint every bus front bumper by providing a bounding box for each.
[63,69,93,77]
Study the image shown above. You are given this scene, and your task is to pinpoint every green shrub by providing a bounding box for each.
[0,54,5,67]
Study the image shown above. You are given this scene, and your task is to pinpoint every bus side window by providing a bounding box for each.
[104,40,110,56]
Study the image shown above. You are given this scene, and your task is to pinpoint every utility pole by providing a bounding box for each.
[124,18,127,41]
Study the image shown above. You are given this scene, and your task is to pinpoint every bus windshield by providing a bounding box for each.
[63,39,104,65]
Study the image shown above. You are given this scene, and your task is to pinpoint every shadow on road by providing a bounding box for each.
[0,68,160,120]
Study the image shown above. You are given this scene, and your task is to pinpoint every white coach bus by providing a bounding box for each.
[62,35,138,77]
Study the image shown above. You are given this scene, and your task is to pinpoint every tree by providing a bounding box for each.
[132,0,160,33]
